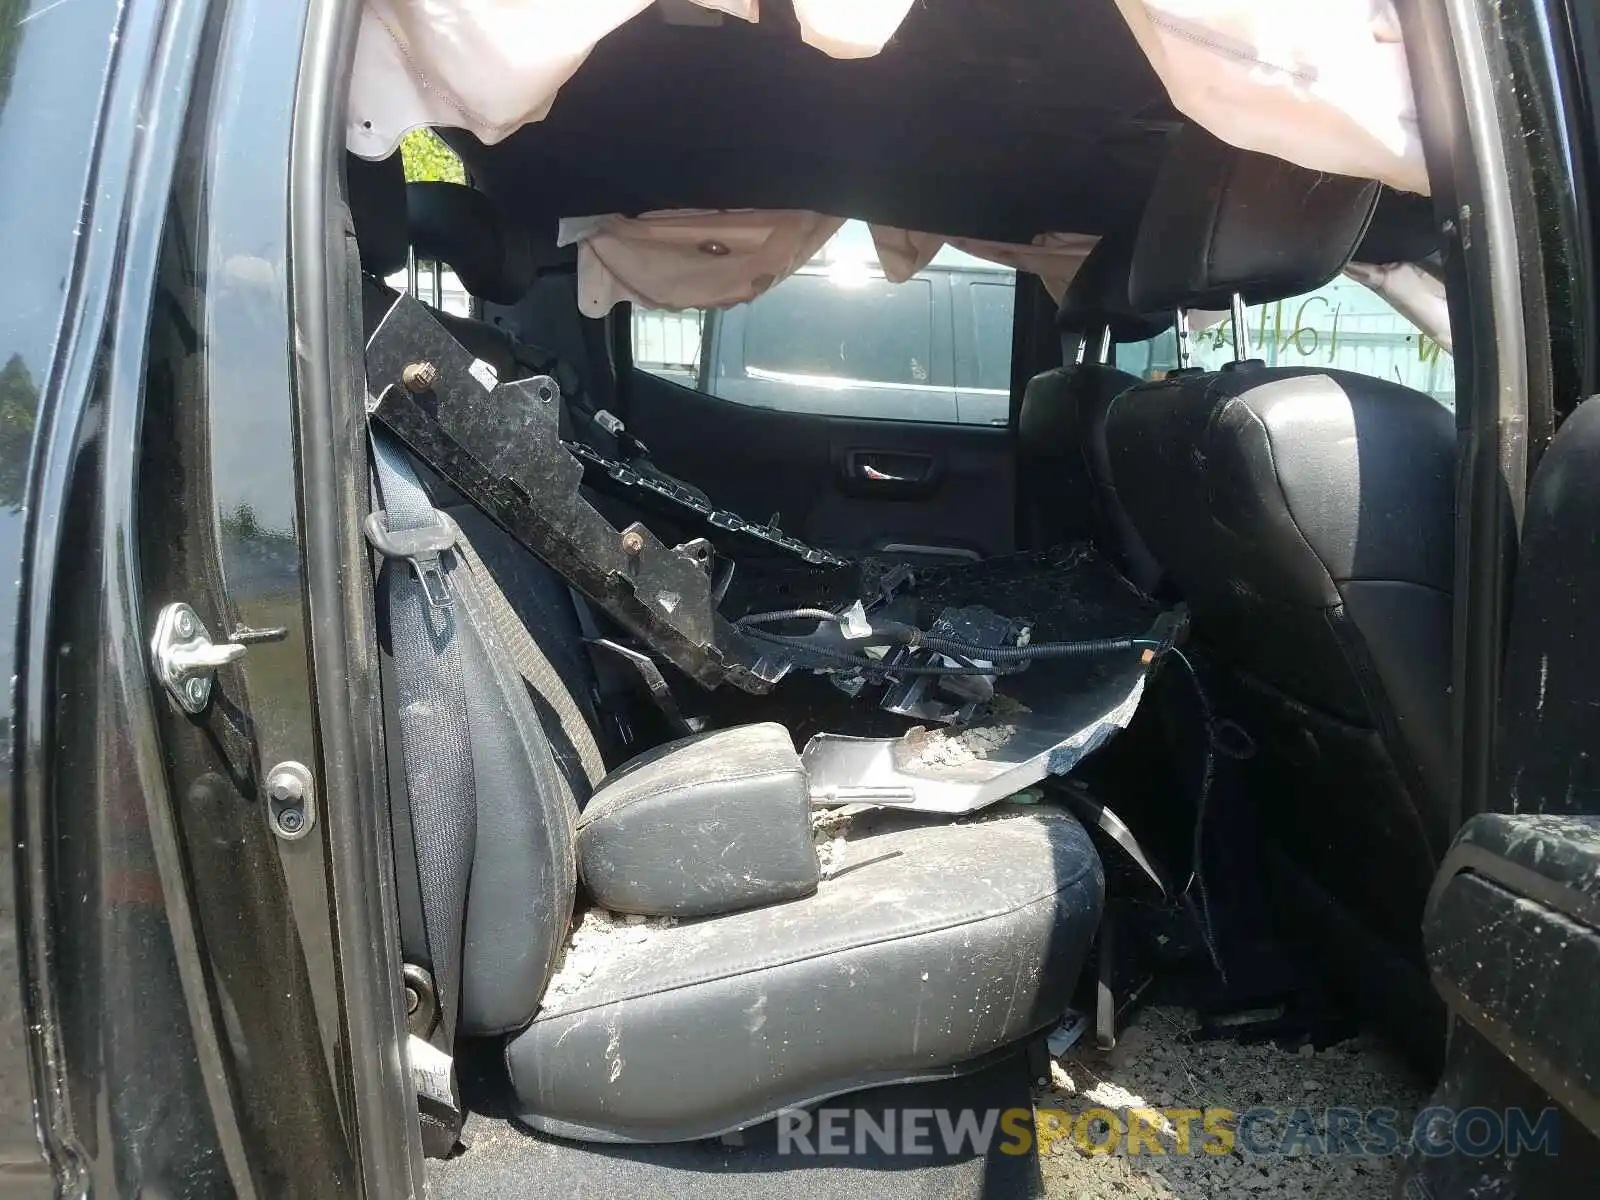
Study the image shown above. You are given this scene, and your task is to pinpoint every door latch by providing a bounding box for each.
[150,602,246,714]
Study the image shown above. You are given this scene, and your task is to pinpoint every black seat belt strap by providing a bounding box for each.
[451,536,608,789]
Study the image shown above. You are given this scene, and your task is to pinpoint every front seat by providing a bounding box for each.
[1017,234,1170,591]
[363,347,1106,1144]
[1104,129,1456,1020]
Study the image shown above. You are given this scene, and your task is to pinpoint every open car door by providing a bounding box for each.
[1411,395,1600,1193]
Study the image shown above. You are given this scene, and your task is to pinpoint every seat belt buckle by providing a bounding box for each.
[364,510,458,609]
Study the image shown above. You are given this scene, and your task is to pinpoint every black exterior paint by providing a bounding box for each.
[0,0,228,1192]
[135,0,362,1189]
[0,0,116,1182]
[1,0,374,1193]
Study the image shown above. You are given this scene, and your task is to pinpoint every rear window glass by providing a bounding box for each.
[630,221,1017,425]
[742,274,934,387]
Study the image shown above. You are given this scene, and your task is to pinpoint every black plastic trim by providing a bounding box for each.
[290,0,427,1192]
[1401,0,1534,832]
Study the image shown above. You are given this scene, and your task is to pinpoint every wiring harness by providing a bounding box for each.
[733,604,1185,680]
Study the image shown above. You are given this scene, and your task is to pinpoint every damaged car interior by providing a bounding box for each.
[218,0,1595,1193]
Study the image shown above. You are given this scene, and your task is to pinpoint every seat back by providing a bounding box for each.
[1107,127,1456,963]
[1016,235,1169,590]
[1109,364,1457,810]
[1017,365,1116,548]
[351,166,601,1048]
[373,436,589,1047]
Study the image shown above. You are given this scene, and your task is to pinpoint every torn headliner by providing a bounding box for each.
[450,2,1439,266]
[453,0,1178,249]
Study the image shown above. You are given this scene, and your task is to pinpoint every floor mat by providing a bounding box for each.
[1033,1006,1431,1199]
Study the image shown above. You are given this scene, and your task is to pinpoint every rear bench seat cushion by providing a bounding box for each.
[508,804,1103,1142]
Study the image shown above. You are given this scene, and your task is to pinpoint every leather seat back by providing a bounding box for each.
[1017,235,1169,590]
[1105,127,1456,959]
[1109,363,1456,805]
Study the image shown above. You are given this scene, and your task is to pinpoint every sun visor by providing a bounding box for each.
[557,212,1098,316]
[347,0,916,159]
[1112,0,1426,195]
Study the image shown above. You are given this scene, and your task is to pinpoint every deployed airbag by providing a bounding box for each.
[350,1,1423,196]
[559,213,1098,315]
[348,0,917,159]
[1113,0,1425,195]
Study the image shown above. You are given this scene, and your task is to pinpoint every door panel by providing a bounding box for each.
[1418,396,1600,1177]
[627,369,1015,560]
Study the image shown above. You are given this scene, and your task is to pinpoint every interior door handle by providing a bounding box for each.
[846,450,938,489]
[859,462,917,483]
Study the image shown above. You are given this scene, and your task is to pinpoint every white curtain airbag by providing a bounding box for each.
[1113,0,1426,194]
[1345,261,1452,352]
[559,212,1099,315]
[792,0,917,58]
[560,211,847,316]
[348,0,914,158]
[871,228,1099,300]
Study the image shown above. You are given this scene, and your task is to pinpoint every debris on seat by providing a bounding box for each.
[809,804,860,878]
[540,907,680,1008]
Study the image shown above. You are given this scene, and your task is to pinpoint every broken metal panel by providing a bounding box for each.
[364,294,1189,777]
[366,293,777,691]
[804,650,1154,815]
[565,441,848,567]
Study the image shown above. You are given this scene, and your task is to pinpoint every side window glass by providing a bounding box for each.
[742,274,934,386]
[633,308,705,389]
[632,220,1016,425]
[1123,277,1455,408]
[969,280,1016,391]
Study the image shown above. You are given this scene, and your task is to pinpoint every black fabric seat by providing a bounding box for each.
[1104,128,1456,983]
[1017,235,1169,592]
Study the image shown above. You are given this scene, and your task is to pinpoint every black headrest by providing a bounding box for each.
[407,183,548,306]
[1129,127,1379,312]
[1056,234,1172,344]
[347,152,409,278]
[1355,188,1440,265]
